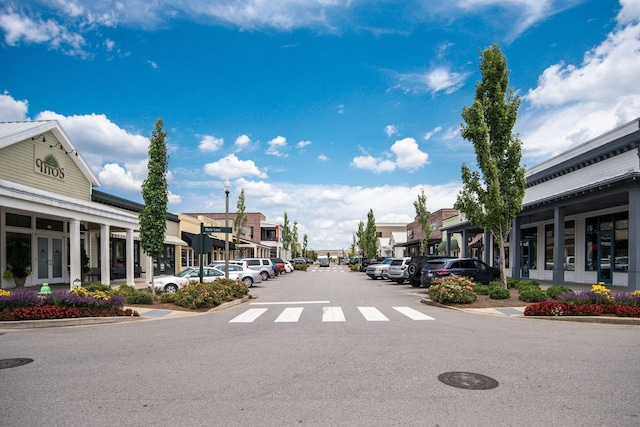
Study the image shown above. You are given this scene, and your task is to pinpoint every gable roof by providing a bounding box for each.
[0,120,99,187]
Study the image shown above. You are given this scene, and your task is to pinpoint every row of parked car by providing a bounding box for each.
[149,257,296,293]
[362,256,501,288]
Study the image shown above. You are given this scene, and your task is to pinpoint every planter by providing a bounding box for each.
[13,276,26,288]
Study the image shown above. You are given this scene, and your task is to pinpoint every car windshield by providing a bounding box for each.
[175,268,196,278]
[381,259,393,265]
[390,259,403,266]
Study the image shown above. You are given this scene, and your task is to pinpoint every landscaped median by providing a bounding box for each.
[0,280,250,321]
[422,277,640,319]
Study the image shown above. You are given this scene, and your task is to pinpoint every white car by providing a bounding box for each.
[209,263,262,287]
[149,267,226,293]
[366,258,394,280]
[387,257,412,283]
[284,260,294,273]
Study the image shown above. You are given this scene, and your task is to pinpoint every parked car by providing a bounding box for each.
[271,261,280,276]
[366,258,394,279]
[284,260,294,273]
[420,258,500,288]
[318,256,330,267]
[241,258,275,280]
[406,255,455,287]
[359,258,381,272]
[293,257,307,265]
[348,257,362,265]
[149,267,225,293]
[270,257,286,273]
[209,263,262,287]
[387,257,412,283]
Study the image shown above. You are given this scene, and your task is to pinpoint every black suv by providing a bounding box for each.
[407,256,455,287]
[420,258,500,288]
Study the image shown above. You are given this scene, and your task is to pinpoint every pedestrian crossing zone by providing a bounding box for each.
[228,305,435,323]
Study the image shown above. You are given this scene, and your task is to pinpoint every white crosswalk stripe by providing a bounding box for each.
[358,307,389,321]
[228,306,434,323]
[322,306,345,322]
[392,306,435,320]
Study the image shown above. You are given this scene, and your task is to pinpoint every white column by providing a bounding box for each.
[100,224,110,286]
[126,228,135,286]
[69,219,81,289]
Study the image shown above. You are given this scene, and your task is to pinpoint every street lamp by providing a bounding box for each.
[224,179,231,279]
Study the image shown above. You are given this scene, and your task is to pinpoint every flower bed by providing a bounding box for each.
[524,284,640,318]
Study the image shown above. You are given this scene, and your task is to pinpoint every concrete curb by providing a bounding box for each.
[0,295,252,331]
[421,298,640,325]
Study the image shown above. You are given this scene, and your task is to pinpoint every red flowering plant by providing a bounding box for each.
[428,276,477,304]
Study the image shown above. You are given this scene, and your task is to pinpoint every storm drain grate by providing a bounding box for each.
[0,358,34,370]
[438,372,498,390]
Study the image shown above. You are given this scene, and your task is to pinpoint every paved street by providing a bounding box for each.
[1,266,639,426]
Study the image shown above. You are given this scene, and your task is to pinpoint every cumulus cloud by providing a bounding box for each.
[318,154,328,161]
[0,91,28,121]
[204,154,267,179]
[235,134,251,150]
[520,0,640,160]
[351,137,428,173]
[296,140,312,149]
[97,163,143,192]
[266,135,288,157]
[199,135,224,152]
[384,124,398,137]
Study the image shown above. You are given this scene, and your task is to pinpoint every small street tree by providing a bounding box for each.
[139,118,168,297]
[302,234,308,257]
[364,209,378,258]
[281,211,291,258]
[356,221,365,257]
[233,188,248,257]
[292,220,299,258]
[413,188,431,256]
[454,44,526,288]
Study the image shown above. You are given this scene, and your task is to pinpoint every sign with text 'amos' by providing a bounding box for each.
[34,145,66,181]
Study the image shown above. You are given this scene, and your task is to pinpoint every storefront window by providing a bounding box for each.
[520,227,537,271]
[5,232,32,273]
[585,217,598,271]
[6,213,31,228]
[564,220,575,270]
[614,213,629,272]
[585,213,627,272]
[544,224,553,270]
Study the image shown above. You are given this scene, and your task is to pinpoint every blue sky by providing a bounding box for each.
[1,0,638,251]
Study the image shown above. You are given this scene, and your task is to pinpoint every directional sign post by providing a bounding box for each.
[203,226,232,233]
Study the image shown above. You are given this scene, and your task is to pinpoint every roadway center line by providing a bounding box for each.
[250,301,330,305]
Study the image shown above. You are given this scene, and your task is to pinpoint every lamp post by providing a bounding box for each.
[224,179,231,279]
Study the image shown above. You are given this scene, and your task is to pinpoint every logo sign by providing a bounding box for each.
[34,145,65,180]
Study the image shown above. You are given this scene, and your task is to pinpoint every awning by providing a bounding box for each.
[437,238,459,252]
[181,231,236,250]
[111,231,188,246]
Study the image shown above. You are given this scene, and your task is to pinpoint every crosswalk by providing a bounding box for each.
[228,305,435,323]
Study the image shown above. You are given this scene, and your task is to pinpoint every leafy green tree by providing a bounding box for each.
[140,118,168,297]
[233,189,248,251]
[291,220,299,258]
[302,234,308,257]
[413,188,431,256]
[356,221,365,257]
[454,44,526,288]
[281,211,291,256]
[364,209,378,258]
[349,234,357,257]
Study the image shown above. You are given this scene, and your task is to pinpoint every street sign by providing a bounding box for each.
[202,226,232,233]
[191,233,213,254]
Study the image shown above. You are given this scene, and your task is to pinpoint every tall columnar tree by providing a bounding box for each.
[454,44,526,288]
[356,221,365,257]
[233,188,248,256]
[413,188,431,256]
[364,209,378,258]
[349,233,357,257]
[302,234,308,257]
[140,118,168,297]
[281,211,292,258]
[291,220,299,258]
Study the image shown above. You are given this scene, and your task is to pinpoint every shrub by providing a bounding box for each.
[515,280,540,291]
[506,278,520,289]
[472,284,490,295]
[159,293,176,303]
[489,287,511,300]
[428,276,477,304]
[112,284,137,297]
[85,284,112,293]
[546,285,572,300]
[519,287,547,303]
[125,292,153,305]
[295,264,309,271]
[173,282,224,309]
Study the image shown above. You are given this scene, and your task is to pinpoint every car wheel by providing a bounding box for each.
[242,276,253,288]
[260,271,269,281]
[410,279,421,288]
[164,283,178,293]
[396,279,404,284]
[407,264,417,276]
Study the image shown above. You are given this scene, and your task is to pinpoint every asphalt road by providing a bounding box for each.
[1,265,639,426]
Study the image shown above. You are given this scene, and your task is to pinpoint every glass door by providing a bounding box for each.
[37,236,65,284]
[521,240,530,278]
[597,231,612,284]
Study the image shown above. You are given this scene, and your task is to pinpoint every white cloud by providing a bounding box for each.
[168,191,182,204]
[266,135,288,157]
[199,135,224,152]
[0,10,87,56]
[204,154,267,179]
[423,126,442,140]
[0,91,28,121]
[384,124,398,137]
[318,154,329,161]
[351,137,428,173]
[235,134,251,150]
[520,0,640,160]
[390,137,428,171]
[97,163,143,192]
[296,140,312,148]
[392,66,469,95]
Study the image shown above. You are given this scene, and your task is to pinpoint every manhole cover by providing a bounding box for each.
[438,372,498,390]
[0,358,34,370]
